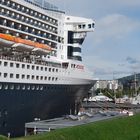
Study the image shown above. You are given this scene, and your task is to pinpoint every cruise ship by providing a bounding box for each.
[0,0,95,137]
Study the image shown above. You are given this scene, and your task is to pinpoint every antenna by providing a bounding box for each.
[134,72,137,96]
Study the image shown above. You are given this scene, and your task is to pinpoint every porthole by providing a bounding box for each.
[31,85,35,90]
[40,86,43,90]
[4,85,8,90]
[27,85,30,90]
[10,84,14,90]
[22,85,25,90]
[16,85,20,90]
[36,86,39,90]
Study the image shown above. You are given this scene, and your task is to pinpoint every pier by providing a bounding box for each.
[82,101,140,110]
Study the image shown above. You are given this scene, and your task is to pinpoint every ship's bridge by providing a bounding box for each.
[63,16,95,62]
[64,16,95,32]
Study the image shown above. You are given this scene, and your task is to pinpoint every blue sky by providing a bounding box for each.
[52,0,140,80]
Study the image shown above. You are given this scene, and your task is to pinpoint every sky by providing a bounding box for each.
[52,0,140,80]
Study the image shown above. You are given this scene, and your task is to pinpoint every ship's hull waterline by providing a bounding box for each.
[0,82,94,137]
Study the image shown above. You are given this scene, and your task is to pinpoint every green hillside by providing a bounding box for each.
[10,114,140,140]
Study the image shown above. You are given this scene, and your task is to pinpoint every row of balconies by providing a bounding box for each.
[0,7,58,34]
[0,18,58,42]
[0,0,58,26]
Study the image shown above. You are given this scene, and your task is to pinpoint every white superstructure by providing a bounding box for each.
[0,0,95,86]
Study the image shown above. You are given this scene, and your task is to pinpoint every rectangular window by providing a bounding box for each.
[36,76,39,80]
[4,73,8,78]
[16,74,19,79]
[32,65,35,70]
[41,67,43,71]
[22,64,25,68]
[27,65,30,69]
[88,24,91,28]
[10,73,14,78]
[36,66,39,70]
[40,76,43,80]
[10,62,14,67]
[22,74,25,79]
[27,75,30,79]
[32,75,34,79]
[4,62,8,66]
[16,63,20,68]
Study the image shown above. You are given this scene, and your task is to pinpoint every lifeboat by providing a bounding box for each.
[34,42,52,51]
[0,33,52,54]
[12,43,35,51]
[0,33,15,47]
[32,48,50,55]
[12,37,35,51]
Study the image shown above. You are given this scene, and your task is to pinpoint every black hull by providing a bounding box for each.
[0,82,93,137]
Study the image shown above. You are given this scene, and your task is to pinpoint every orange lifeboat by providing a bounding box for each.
[0,33,52,54]
[0,33,15,47]
[13,37,35,51]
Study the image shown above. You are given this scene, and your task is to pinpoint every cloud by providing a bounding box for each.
[126,56,139,64]
[113,0,140,6]
[93,14,140,44]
